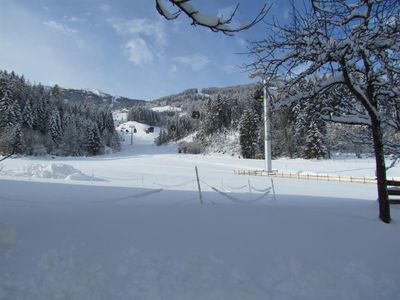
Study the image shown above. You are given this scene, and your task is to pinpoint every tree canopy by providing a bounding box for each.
[247,0,400,223]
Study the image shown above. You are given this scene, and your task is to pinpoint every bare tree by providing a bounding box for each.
[156,0,270,35]
[247,0,400,223]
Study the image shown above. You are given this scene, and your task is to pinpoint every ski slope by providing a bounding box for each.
[0,120,399,299]
[151,105,182,112]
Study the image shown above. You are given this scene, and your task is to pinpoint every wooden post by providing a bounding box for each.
[271,178,277,202]
[195,166,203,204]
[248,179,252,194]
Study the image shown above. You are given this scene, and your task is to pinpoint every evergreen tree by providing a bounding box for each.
[34,93,50,133]
[0,91,9,128]
[292,101,307,158]
[85,120,102,155]
[155,129,168,145]
[271,108,296,158]
[22,98,34,129]
[8,123,25,154]
[48,107,62,146]
[127,105,161,126]
[291,90,327,159]
[62,116,81,155]
[304,120,326,159]
[105,109,115,132]
[0,88,14,128]
[200,99,217,136]
[239,109,259,158]
[200,95,232,136]
[213,95,231,128]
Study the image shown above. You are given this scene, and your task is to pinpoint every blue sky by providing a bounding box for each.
[0,0,292,100]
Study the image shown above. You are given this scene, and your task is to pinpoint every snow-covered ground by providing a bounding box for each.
[151,105,182,112]
[1,120,399,299]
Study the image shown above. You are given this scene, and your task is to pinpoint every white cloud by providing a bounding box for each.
[221,64,237,74]
[109,18,166,48]
[125,38,154,65]
[109,18,166,65]
[66,16,86,23]
[100,4,111,12]
[169,64,178,74]
[173,54,209,71]
[44,20,78,35]
[236,38,247,49]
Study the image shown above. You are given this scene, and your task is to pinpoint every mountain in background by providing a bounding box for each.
[60,88,146,109]
[149,83,259,108]
[59,83,259,110]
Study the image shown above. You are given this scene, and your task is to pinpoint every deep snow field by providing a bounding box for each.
[1,120,399,300]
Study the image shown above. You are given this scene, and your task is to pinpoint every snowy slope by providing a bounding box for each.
[151,105,182,112]
[117,121,159,145]
[0,138,400,299]
[113,111,128,123]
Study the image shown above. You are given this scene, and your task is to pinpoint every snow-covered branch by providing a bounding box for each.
[321,114,371,126]
[156,0,270,35]
[273,74,345,110]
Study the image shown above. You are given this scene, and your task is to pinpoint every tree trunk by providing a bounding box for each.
[371,117,391,223]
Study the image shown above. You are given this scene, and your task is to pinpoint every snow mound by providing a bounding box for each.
[16,163,104,181]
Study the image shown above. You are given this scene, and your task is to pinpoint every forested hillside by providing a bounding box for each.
[0,70,120,156]
[132,82,379,159]
[2,69,397,161]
